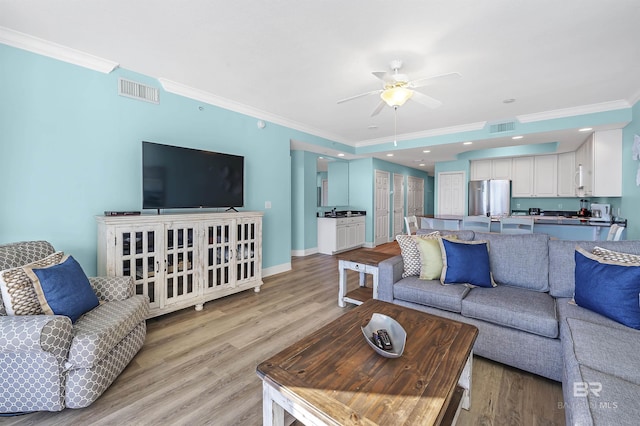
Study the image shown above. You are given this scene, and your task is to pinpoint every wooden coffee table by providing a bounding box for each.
[256,300,478,425]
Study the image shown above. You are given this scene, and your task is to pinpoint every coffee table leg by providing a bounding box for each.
[263,381,285,426]
[458,350,473,410]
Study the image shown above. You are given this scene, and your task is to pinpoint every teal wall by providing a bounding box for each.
[290,150,320,252]
[0,44,306,274]
[621,102,640,239]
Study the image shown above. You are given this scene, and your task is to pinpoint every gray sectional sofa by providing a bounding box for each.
[378,230,640,425]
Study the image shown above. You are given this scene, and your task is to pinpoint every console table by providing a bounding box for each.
[336,250,395,307]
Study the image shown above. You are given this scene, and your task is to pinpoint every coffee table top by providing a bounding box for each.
[336,249,396,266]
[256,299,478,425]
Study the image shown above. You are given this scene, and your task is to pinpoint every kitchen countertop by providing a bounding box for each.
[431,215,624,227]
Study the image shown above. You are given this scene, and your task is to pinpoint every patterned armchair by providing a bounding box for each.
[0,241,149,413]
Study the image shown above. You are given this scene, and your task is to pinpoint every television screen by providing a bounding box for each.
[142,141,244,209]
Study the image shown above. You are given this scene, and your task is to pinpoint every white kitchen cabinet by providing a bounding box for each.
[533,155,558,197]
[557,152,576,197]
[96,211,263,318]
[470,158,512,181]
[511,156,534,197]
[592,130,622,196]
[470,159,492,180]
[317,216,366,255]
[492,158,513,180]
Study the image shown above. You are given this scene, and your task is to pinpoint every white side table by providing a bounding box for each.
[336,250,394,307]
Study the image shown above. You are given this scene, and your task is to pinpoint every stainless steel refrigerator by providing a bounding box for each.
[468,180,511,216]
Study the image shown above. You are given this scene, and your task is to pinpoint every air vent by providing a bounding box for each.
[489,121,515,133]
[118,78,159,104]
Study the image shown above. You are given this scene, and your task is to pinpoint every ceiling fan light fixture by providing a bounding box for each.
[380,87,413,107]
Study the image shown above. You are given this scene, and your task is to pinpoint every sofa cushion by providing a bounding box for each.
[396,232,440,278]
[461,286,558,338]
[24,255,100,323]
[67,295,148,369]
[473,232,550,291]
[393,276,470,313]
[574,247,640,329]
[549,240,640,298]
[440,239,495,288]
[0,251,65,316]
[566,317,640,385]
[577,366,640,425]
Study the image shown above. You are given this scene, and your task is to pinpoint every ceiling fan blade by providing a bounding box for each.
[408,72,461,88]
[337,89,382,104]
[372,71,390,82]
[411,91,443,109]
[370,100,386,117]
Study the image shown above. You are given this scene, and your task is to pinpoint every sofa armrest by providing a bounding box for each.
[89,276,135,301]
[377,255,404,302]
[0,315,73,358]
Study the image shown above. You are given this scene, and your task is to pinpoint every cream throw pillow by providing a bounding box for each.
[396,232,440,278]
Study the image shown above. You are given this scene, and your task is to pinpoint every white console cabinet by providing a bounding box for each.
[96,211,263,318]
[318,216,365,255]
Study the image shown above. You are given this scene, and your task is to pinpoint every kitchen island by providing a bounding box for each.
[420,215,626,241]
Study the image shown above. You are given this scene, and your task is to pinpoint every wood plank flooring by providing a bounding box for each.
[4,243,566,425]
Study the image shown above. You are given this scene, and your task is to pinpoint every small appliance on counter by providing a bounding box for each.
[577,199,591,218]
[590,203,611,222]
[528,207,541,215]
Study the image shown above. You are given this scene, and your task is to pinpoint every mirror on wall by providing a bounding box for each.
[317,157,349,206]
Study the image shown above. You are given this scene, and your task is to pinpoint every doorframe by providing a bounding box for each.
[374,169,391,246]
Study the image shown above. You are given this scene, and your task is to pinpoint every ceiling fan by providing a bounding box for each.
[337,60,461,117]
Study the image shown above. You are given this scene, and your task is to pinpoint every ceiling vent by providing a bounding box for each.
[489,121,516,134]
[118,78,159,104]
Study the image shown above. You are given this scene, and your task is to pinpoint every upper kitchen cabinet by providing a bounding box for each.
[557,152,576,197]
[533,155,558,197]
[470,158,512,181]
[327,161,349,206]
[576,129,622,197]
[511,156,534,197]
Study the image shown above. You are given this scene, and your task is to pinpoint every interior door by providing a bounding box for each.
[437,172,466,216]
[407,176,425,217]
[392,174,404,237]
[374,170,390,245]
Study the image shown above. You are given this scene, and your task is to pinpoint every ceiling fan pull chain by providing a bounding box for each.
[394,106,398,146]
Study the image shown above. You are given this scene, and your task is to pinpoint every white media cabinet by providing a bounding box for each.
[96,211,263,318]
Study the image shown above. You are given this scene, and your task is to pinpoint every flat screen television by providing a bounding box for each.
[142,141,244,210]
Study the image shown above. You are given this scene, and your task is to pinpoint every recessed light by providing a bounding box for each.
[512,135,524,140]
[579,127,593,132]
[419,163,425,167]
[503,98,516,103]
[386,153,394,157]
[463,141,473,145]
[318,156,324,159]
[337,153,345,157]
[367,124,378,130]
[423,149,431,153]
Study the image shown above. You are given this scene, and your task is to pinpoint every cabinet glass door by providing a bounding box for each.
[236,218,261,284]
[164,223,198,306]
[116,225,161,310]
[204,221,233,292]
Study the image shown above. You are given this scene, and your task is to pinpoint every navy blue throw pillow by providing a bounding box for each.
[440,238,495,288]
[574,247,640,329]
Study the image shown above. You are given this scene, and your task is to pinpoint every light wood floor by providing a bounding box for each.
[4,243,566,425]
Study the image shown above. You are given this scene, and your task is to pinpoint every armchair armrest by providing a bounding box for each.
[0,315,72,358]
[89,276,135,301]
[377,255,404,302]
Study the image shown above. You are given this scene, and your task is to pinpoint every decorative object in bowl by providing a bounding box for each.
[361,313,407,358]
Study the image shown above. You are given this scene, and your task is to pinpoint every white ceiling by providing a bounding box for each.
[2,0,639,172]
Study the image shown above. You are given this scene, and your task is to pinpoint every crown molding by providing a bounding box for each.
[0,26,119,73]
[158,78,350,145]
[629,91,640,107]
[516,100,631,123]
[355,121,487,148]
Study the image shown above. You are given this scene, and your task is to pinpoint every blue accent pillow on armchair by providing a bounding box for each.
[439,238,496,288]
[23,255,100,323]
[574,247,640,329]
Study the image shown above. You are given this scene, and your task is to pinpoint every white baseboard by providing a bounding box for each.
[363,242,375,249]
[263,262,291,277]
[291,247,319,257]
